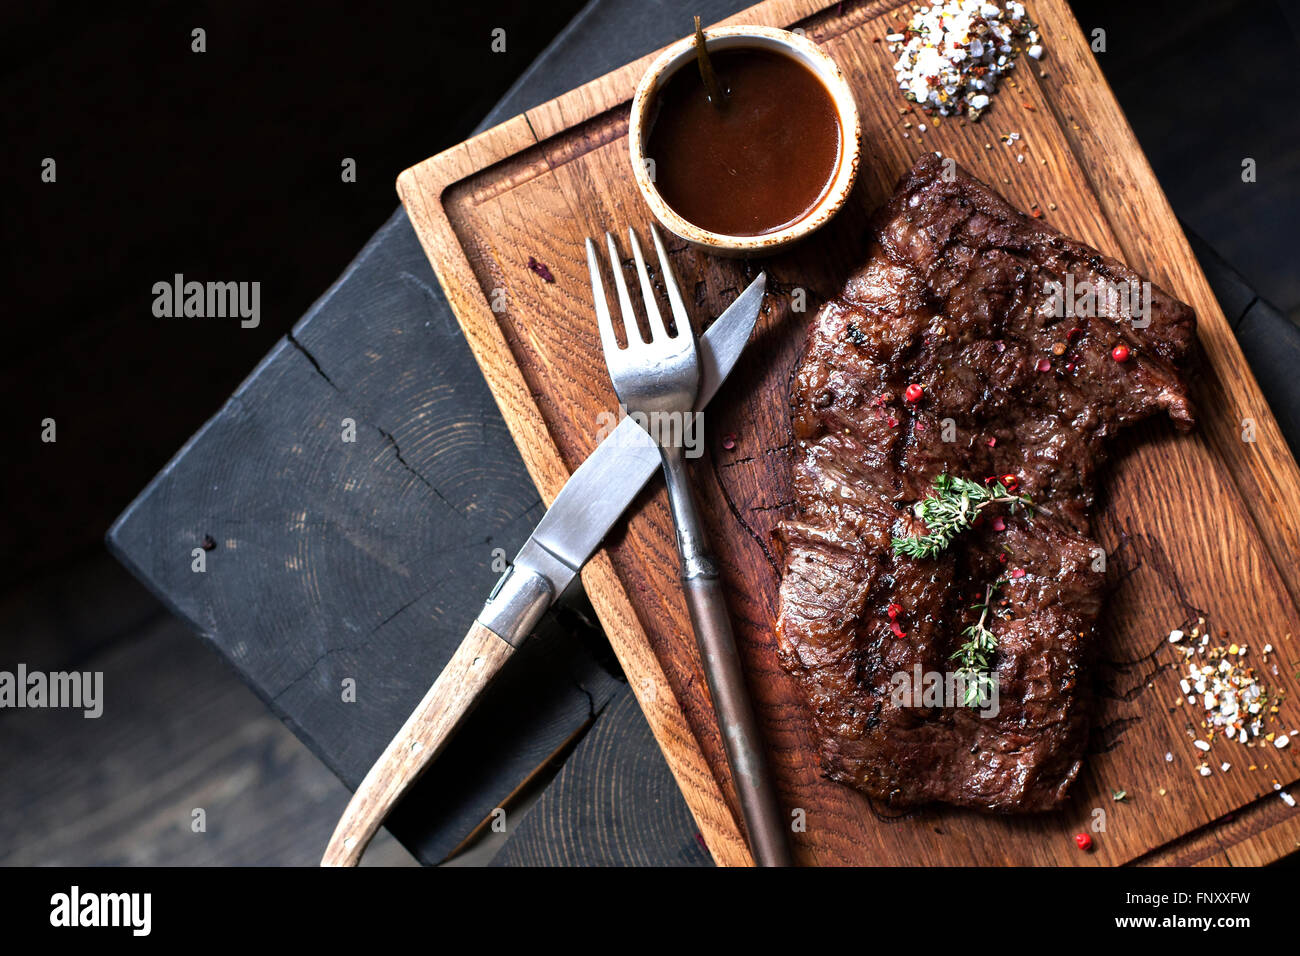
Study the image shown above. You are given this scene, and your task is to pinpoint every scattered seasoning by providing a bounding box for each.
[845,323,869,347]
[1168,619,1289,778]
[1036,357,1052,372]
[905,383,924,403]
[527,256,555,282]
[721,433,737,451]
[1073,832,1092,851]
[886,1,1040,120]
[201,534,217,551]
[1111,344,1130,363]
[1111,788,1128,802]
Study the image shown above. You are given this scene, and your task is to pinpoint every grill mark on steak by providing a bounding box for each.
[775,153,1197,812]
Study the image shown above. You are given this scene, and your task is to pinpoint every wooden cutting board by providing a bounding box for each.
[397,0,1300,865]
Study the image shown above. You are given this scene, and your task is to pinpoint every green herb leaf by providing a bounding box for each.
[891,473,1033,559]
[950,578,1005,708]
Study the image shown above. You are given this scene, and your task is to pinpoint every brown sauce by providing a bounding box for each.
[644,48,841,237]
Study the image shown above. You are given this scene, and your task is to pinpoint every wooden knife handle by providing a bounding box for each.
[320,621,515,866]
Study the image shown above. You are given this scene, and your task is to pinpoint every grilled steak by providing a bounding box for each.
[775,153,1196,811]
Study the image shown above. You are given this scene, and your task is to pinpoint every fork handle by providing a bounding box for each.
[661,453,793,867]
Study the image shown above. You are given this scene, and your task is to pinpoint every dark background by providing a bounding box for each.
[2,0,1298,863]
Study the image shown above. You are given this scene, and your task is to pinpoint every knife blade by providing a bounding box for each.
[481,271,767,644]
[322,272,766,865]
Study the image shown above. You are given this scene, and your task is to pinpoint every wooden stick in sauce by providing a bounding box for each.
[693,17,727,109]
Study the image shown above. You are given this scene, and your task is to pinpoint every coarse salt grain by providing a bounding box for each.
[1166,625,1292,781]
[886,1,1040,120]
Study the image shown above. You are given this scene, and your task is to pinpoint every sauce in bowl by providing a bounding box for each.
[643,48,842,237]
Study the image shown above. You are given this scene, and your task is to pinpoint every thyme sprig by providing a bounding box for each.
[953,579,1004,707]
[891,473,1032,560]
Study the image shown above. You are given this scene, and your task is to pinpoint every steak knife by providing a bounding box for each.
[321,273,766,865]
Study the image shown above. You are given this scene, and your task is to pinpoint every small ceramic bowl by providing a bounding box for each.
[628,25,861,257]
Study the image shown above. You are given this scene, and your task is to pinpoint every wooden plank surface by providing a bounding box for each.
[0,612,415,866]
[493,686,714,867]
[107,210,623,865]
[397,0,1300,865]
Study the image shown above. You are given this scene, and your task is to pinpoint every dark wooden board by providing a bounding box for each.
[494,685,713,867]
[107,210,623,864]
[398,0,1300,865]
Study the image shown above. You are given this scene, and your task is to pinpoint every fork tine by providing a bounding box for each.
[627,227,671,341]
[650,223,690,338]
[585,237,622,360]
[604,232,643,347]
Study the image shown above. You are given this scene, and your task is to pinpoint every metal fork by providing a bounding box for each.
[586,225,791,867]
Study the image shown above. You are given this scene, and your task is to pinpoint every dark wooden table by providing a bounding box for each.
[108,0,1300,866]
